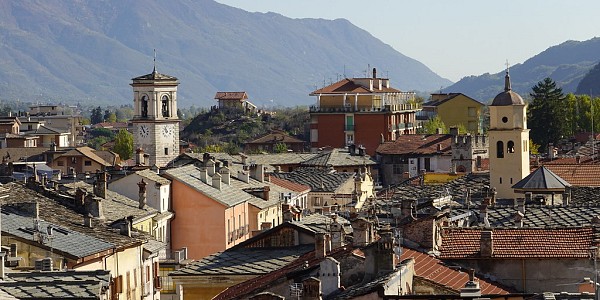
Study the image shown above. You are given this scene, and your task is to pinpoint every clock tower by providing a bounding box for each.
[131,67,180,167]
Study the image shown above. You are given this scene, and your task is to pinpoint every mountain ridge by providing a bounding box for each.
[0,0,451,107]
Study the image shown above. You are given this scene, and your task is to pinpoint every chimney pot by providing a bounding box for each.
[480,230,493,257]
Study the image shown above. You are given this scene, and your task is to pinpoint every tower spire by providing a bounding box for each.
[153,49,157,74]
[504,60,511,91]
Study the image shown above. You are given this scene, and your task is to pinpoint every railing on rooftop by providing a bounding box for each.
[310,102,422,113]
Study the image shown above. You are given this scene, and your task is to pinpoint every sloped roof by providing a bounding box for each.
[310,78,401,95]
[376,134,453,156]
[401,247,512,294]
[33,124,69,135]
[423,93,483,107]
[269,167,354,193]
[135,169,171,185]
[56,147,112,167]
[131,70,178,81]
[491,72,525,106]
[214,91,248,100]
[541,164,600,187]
[269,176,310,193]
[170,245,313,277]
[301,148,377,167]
[164,164,254,207]
[246,130,304,145]
[512,166,571,192]
[2,206,114,258]
[439,227,594,259]
[0,270,110,299]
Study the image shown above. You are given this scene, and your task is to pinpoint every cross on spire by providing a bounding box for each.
[504,59,511,91]
[153,49,157,73]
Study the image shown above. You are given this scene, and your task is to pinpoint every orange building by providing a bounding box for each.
[164,164,254,259]
[309,68,421,156]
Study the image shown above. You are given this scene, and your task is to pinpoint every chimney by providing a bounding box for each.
[319,257,341,298]
[83,213,93,228]
[283,206,294,222]
[349,144,356,155]
[85,195,105,220]
[94,171,107,199]
[372,67,377,78]
[262,186,270,201]
[240,153,248,165]
[237,170,249,183]
[199,167,208,183]
[436,128,443,134]
[351,218,373,247]
[219,167,230,185]
[212,173,222,190]
[206,159,215,176]
[315,233,329,259]
[525,192,532,204]
[364,230,395,279]
[274,165,281,173]
[576,155,581,164]
[135,148,145,166]
[480,198,490,227]
[480,230,493,257]
[120,219,131,237]
[137,179,147,209]
[330,215,344,248]
[250,164,265,182]
[437,143,443,152]
[449,127,459,136]
[516,197,526,215]
[401,199,415,219]
[75,188,86,207]
[460,269,481,298]
[514,211,524,227]
[358,145,365,156]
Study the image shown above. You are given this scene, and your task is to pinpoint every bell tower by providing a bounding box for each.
[130,65,180,167]
[488,68,530,199]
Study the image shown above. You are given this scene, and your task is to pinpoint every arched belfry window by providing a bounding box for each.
[162,95,170,117]
[507,141,515,153]
[497,141,504,158]
[141,95,148,118]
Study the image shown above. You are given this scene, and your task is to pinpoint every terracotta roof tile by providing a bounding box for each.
[214,92,248,100]
[310,78,401,95]
[376,134,453,155]
[439,227,594,259]
[541,164,600,187]
[269,176,310,193]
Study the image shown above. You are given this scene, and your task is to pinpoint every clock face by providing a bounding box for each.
[162,124,174,138]
[138,125,149,140]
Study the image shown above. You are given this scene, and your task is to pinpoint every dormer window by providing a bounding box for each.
[141,95,149,118]
[162,95,170,117]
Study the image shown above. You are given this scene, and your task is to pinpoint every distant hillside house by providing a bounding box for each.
[244,130,305,153]
[214,92,256,113]
[418,93,484,133]
[309,68,420,156]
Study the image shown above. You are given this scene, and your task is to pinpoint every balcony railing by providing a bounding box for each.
[310,103,422,113]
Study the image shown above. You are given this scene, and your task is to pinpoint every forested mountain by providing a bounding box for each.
[576,61,600,95]
[446,38,600,103]
[0,0,451,107]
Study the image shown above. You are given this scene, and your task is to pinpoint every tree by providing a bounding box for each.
[112,129,133,160]
[90,106,103,124]
[528,78,566,151]
[420,116,447,134]
[273,142,288,153]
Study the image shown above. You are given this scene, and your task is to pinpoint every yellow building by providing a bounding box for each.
[420,93,484,133]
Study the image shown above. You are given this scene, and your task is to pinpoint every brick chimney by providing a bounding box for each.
[364,230,395,280]
[262,186,270,201]
[480,230,493,257]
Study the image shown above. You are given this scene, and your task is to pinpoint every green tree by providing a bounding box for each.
[90,106,103,124]
[112,129,133,160]
[106,112,117,123]
[273,142,288,153]
[528,78,566,151]
[420,116,447,134]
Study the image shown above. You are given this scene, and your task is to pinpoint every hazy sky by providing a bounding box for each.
[216,0,600,82]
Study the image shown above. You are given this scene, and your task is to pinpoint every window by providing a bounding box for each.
[164,148,169,155]
[84,160,92,166]
[141,95,149,118]
[159,266,176,294]
[345,115,354,131]
[313,197,323,206]
[424,157,431,171]
[500,177,502,184]
[393,164,403,175]
[497,141,504,158]
[57,161,64,166]
[468,107,476,117]
[507,141,515,153]
[161,95,170,117]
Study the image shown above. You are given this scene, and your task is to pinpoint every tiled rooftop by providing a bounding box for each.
[164,164,255,207]
[542,164,600,187]
[170,245,313,277]
[301,148,377,168]
[269,176,310,193]
[376,134,453,156]
[439,227,594,259]
[270,167,354,193]
[310,78,401,95]
[135,168,171,185]
[0,270,110,299]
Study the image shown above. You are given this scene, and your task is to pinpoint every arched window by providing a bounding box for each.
[507,141,515,153]
[162,95,170,117]
[141,95,148,118]
[497,141,504,158]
